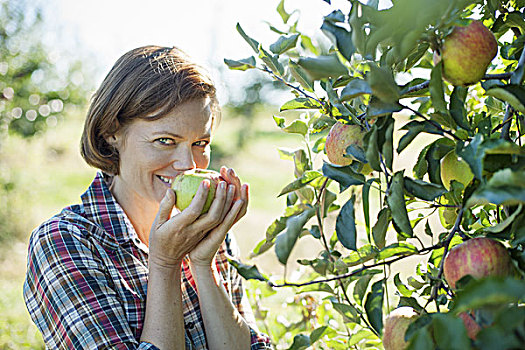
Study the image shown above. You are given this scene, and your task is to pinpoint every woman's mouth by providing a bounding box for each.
[157,175,173,185]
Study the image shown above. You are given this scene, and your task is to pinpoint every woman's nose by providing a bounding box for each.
[172,144,195,171]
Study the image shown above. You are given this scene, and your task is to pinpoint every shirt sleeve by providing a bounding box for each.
[23,219,159,350]
[220,234,273,350]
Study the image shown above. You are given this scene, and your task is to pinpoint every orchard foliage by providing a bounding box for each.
[226,0,525,349]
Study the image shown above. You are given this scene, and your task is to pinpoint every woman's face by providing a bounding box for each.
[110,97,213,207]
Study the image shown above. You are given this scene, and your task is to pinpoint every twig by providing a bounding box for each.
[399,103,463,142]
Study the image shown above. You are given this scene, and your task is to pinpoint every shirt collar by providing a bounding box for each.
[80,172,145,249]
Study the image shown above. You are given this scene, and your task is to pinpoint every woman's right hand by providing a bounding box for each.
[147,179,235,268]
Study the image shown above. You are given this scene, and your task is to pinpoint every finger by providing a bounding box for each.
[234,184,249,224]
[205,199,245,245]
[154,189,175,229]
[220,184,236,221]
[190,181,228,232]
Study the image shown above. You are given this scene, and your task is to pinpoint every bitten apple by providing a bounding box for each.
[172,169,220,214]
[382,307,419,350]
[325,122,365,166]
[436,20,498,86]
[443,237,512,289]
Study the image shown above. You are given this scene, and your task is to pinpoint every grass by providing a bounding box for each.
[0,105,302,348]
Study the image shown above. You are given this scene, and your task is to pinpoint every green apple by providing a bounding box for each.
[440,150,474,190]
[172,169,220,214]
[325,122,365,166]
[436,20,498,86]
[382,307,419,350]
[443,237,512,289]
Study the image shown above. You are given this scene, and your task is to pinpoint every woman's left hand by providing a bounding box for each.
[188,167,249,267]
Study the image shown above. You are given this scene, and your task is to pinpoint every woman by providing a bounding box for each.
[23,46,272,349]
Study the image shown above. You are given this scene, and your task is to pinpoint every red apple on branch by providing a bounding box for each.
[325,122,365,166]
[172,169,220,214]
[382,307,419,350]
[435,20,498,86]
[443,237,512,289]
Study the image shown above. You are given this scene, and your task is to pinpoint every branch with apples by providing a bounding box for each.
[221,0,525,348]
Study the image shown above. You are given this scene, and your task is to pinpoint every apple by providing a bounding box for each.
[443,237,512,289]
[172,169,220,214]
[436,20,498,86]
[382,307,419,350]
[458,311,482,340]
[440,150,474,191]
[325,122,365,166]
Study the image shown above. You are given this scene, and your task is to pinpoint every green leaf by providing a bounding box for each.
[377,242,418,260]
[289,60,314,92]
[485,84,525,113]
[336,195,357,251]
[365,126,381,171]
[236,23,260,53]
[287,334,310,350]
[366,98,403,118]
[275,208,316,264]
[431,313,471,350]
[270,34,300,55]
[452,277,525,313]
[322,163,365,192]
[394,273,413,297]
[342,244,378,267]
[340,78,372,101]
[363,179,374,240]
[429,63,447,113]
[406,327,434,350]
[372,207,390,249]
[386,171,413,237]
[280,97,322,111]
[321,20,355,61]
[276,0,291,24]
[227,258,268,281]
[278,171,323,197]
[354,274,375,306]
[364,280,384,336]
[404,177,447,201]
[297,54,348,81]
[367,64,400,103]
[467,169,525,207]
[398,120,444,153]
[332,301,360,324]
[259,46,284,76]
[486,204,523,233]
[449,86,471,131]
[283,119,309,136]
[455,133,484,181]
[310,326,329,344]
[224,56,256,71]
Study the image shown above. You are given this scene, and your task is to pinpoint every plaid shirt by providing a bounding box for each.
[24,172,272,349]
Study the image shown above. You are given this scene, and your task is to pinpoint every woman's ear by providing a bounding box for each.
[105,134,119,148]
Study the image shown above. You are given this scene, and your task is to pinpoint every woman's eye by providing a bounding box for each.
[194,140,209,147]
[156,138,175,145]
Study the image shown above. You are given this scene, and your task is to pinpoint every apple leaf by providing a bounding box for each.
[275,208,316,264]
[309,326,332,344]
[431,313,471,350]
[227,258,268,281]
[280,97,322,111]
[276,0,291,24]
[335,195,357,250]
[467,169,525,207]
[343,245,378,267]
[398,120,444,153]
[297,54,348,81]
[367,64,400,103]
[372,207,390,249]
[449,86,471,131]
[332,300,360,323]
[353,274,375,306]
[386,171,414,237]
[364,280,384,336]
[321,20,355,61]
[223,56,256,71]
[451,277,525,313]
[455,133,484,181]
[322,163,365,192]
[362,179,375,239]
[340,78,372,101]
[404,177,447,201]
[287,334,310,350]
[394,273,413,297]
[367,97,403,118]
[365,125,381,171]
[278,171,323,197]
[288,59,314,92]
[236,23,260,53]
[429,63,447,113]
[484,84,525,114]
[377,242,418,260]
[259,46,284,76]
[269,34,299,55]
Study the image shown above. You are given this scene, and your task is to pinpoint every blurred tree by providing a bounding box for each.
[0,0,89,140]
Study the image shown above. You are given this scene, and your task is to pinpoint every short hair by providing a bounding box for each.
[80,45,220,175]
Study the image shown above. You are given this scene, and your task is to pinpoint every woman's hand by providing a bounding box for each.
[189,167,249,267]
[148,179,236,269]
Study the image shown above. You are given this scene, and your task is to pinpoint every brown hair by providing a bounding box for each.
[80,45,220,175]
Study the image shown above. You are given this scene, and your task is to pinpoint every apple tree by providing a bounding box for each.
[226,0,525,348]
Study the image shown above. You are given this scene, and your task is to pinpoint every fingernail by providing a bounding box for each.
[220,181,227,189]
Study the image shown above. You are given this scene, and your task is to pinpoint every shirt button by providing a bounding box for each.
[186,321,195,329]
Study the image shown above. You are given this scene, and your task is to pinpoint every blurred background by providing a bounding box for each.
[0,0,352,347]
